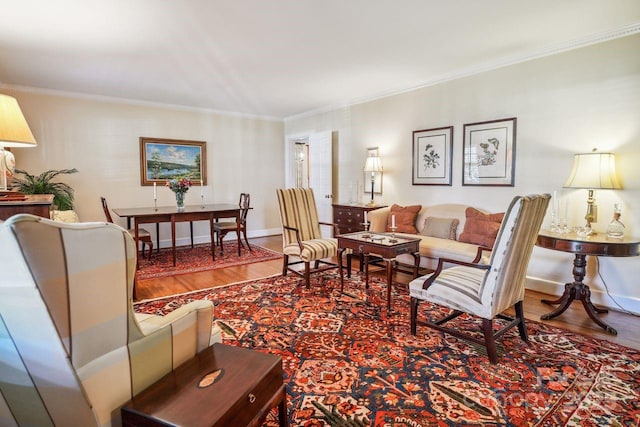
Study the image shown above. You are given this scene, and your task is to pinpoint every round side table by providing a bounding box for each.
[536,231,639,335]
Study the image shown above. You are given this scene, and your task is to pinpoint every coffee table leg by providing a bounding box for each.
[364,254,370,289]
[385,257,393,311]
[338,248,345,293]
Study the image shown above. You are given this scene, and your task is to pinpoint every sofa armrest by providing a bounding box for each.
[368,206,391,232]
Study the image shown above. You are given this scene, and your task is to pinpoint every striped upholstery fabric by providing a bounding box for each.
[410,194,550,319]
[276,188,337,262]
[0,214,215,427]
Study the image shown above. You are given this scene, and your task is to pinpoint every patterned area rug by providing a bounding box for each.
[135,242,281,280]
[135,272,640,426]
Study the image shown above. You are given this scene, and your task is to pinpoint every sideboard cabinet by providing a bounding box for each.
[332,203,387,236]
[0,194,54,221]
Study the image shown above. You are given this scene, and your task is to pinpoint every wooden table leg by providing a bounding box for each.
[412,251,420,278]
[384,257,394,311]
[171,215,177,267]
[338,248,345,293]
[541,253,617,335]
[236,211,241,256]
[209,216,215,261]
[155,223,160,253]
[364,254,370,289]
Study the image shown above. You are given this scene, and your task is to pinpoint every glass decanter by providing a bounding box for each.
[605,204,625,239]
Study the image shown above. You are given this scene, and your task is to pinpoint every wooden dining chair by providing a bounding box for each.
[214,193,252,255]
[100,196,153,260]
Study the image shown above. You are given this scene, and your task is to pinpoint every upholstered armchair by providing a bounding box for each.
[409,193,550,363]
[276,188,349,288]
[0,214,220,426]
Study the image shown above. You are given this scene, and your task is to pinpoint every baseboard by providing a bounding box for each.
[155,227,281,249]
[526,276,640,315]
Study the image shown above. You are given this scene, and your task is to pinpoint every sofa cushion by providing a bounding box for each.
[387,204,421,233]
[421,217,459,240]
[458,208,504,249]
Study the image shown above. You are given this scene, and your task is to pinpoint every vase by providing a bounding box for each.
[175,192,185,211]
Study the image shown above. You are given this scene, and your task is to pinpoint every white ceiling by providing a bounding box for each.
[1,0,639,119]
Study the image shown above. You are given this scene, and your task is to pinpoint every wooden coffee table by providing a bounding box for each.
[121,343,288,427]
[337,231,420,310]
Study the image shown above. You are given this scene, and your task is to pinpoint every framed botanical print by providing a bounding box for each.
[462,118,516,186]
[412,126,453,185]
[139,137,207,186]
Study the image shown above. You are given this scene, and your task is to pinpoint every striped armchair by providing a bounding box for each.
[409,193,550,363]
[0,214,219,426]
[276,188,349,288]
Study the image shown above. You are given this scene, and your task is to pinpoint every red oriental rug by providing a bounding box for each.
[135,242,281,280]
[135,272,640,426]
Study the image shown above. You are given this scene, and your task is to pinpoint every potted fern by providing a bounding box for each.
[13,168,79,210]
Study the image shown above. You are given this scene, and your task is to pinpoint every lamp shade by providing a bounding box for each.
[0,94,37,147]
[363,156,383,173]
[563,152,622,190]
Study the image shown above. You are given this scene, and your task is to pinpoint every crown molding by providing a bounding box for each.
[285,23,640,122]
[0,83,283,123]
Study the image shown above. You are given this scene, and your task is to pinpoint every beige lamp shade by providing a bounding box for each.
[563,152,622,190]
[363,156,383,173]
[0,94,37,147]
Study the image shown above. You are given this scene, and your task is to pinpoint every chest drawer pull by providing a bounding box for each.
[248,393,256,404]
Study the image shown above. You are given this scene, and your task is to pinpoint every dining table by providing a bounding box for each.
[112,203,242,267]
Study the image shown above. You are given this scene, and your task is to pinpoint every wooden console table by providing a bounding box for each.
[0,194,54,221]
[536,231,640,335]
[121,343,288,427]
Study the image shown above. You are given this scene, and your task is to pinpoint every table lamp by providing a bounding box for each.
[563,150,622,234]
[363,155,382,206]
[0,95,37,191]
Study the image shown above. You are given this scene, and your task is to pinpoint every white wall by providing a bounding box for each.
[6,90,285,245]
[285,34,640,313]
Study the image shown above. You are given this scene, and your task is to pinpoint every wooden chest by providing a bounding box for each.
[332,203,386,235]
[121,343,287,427]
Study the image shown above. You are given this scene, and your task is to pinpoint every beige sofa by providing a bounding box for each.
[368,204,496,270]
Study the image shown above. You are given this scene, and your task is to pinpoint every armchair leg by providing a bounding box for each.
[304,262,311,288]
[515,301,528,342]
[410,297,419,335]
[482,318,498,364]
[282,255,289,276]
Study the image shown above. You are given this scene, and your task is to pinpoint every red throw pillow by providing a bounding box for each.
[458,207,505,249]
[386,204,422,233]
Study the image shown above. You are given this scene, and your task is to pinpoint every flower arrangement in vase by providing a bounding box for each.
[166,177,192,210]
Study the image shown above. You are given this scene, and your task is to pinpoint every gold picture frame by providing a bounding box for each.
[140,137,207,186]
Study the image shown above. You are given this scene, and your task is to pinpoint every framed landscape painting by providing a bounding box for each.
[462,117,516,186]
[140,137,207,186]
[412,126,453,185]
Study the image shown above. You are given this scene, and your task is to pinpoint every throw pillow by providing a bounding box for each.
[458,208,505,249]
[421,217,459,240]
[386,204,421,233]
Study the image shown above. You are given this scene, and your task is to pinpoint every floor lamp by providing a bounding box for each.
[363,155,382,206]
[0,94,37,192]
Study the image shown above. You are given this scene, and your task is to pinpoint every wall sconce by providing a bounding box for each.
[363,154,383,206]
[563,150,622,234]
[0,94,37,192]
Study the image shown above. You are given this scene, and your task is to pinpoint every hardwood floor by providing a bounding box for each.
[135,235,640,350]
